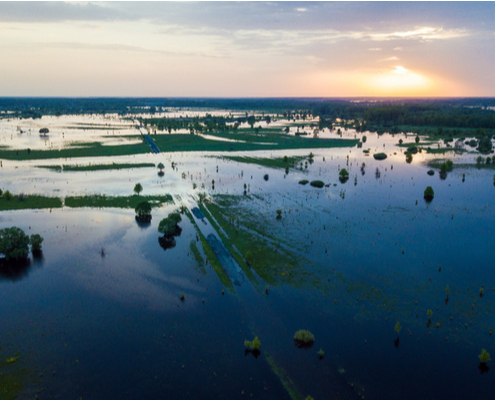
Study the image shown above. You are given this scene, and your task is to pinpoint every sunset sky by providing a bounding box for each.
[1,1,494,97]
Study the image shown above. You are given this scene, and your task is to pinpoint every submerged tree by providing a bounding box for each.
[135,201,152,223]
[134,183,143,195]
[157,162,165,177]
[0,227,39,261]
[339,168,349,184]
[294,330,315,349]
[424,186,434,202]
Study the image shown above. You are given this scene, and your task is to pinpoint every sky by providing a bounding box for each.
[0,1,494,97]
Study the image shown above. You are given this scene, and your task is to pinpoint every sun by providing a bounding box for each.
[368,66,432,96]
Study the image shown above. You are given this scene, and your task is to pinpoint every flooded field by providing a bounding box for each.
[1,110,495,399]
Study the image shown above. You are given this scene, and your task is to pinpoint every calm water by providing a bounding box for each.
[1,122,495,399]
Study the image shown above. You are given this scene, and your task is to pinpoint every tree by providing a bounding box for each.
[157,162,164,177]
[339,168,349,183]
[135,201,152,222]
[415,135,420,144]
[30,234,43,252]
[134,183,143,195]
[424,186,434,201]
[0,227,31,260]
[39,127,49,136]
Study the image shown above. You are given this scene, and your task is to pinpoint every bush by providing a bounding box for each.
[0,227,31,260]
[3,190,12,201]
[294,330,315,348]
[30,234,43,252]
[424,186,434,201]
[263,174,269,181]
[373,153,387,160]
[440,160,453,172]
[339,168,349,183]
[405,153,413,163]
[158,211,182,236]
[427,169,435,176]
[298,180,309,185]
[310,180,324,188]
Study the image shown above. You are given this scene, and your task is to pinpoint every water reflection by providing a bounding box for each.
[0,256,39,281]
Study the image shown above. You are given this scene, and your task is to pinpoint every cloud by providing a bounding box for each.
[368,48,382,51]
[365,26,469,41]
[296,8,307,12]
[0,2,127,23]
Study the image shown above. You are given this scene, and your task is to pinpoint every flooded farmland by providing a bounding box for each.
[1,108,495,400]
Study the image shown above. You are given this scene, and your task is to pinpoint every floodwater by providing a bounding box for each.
[1,112,495,399]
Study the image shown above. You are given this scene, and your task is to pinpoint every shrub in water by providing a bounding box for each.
[373,152,387,160]
[298,180,309,185]
[424,186,434,201]
[244,336,261,350]
[310,180,324,188]
[427,169,435,176]
[294,330,315,348]
[479,349,491,364]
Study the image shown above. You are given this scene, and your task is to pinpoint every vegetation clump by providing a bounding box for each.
[298,180,309,185]
[479,349,491,364]
[424,186,435,201]
[310,180,325,188]
[244,336,261,358]
[158,211,183,250]
[294,330,315,349]
[427,169,435,176]
[244,336,261,350]
[373,152,388,160]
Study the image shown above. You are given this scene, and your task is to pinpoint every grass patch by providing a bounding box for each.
[189,241,206,274]
[183,208,233,291]
[197,202,258,284]
[0,138,149,161]
[202,197,307,286]
[0,195,62,211]
[264,353,301,400]
[37,162,155,172]
[221,155,307,170]
[64,194,173,209]
[425,147,469,154]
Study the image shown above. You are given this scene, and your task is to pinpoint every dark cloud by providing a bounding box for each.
[1,2,494,34]
[0,2,128,23]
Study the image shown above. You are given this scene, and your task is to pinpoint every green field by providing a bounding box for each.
[0,139,150,161]
[64,194,173,209]
[151,132,358,153]
[0,195,63,211]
